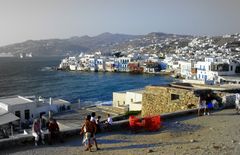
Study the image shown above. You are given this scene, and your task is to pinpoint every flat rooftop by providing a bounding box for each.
[0,108,8,115]
[114,88,145,94]
[0,96,33,106]
[53,99,71,105]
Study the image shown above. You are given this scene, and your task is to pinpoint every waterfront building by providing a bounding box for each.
[96,58,105,71]
[117,57,131,72]
[89,58,97,71]
[69,64,77,71]
[144,61,161,73]
[128,62,144,73]
[105,60,115,72]
[58,58,69,69]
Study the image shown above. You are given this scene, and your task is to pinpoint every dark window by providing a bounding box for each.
[236,66,240,73]
[171,94,180,101]
[231,66,233,71]
[24,109,30,120]
[131,99,133,102]
[15,111,21,118]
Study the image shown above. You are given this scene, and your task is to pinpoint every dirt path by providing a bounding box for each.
[1,109,240,155]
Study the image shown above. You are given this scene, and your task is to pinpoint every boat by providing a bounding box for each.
[26,53,32,58]
[19,53,23,59]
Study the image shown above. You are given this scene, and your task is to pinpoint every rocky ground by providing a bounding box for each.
[1,108,240,155]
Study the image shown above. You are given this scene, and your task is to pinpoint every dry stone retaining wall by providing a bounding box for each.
[142,86,199,117]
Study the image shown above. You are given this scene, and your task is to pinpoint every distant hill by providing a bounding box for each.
[2,32,240,57]
[0,33,139,57]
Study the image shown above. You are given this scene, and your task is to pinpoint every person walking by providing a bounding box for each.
[81,115,100,151]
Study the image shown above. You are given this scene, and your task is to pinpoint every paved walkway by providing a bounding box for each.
[1,109,240,155]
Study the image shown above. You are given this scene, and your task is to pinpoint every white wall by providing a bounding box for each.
[112,92,126,107]
[8,102,36,121]
[125,92,142,111]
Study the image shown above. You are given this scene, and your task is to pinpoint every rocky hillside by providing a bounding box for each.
[1,32,240,57]
[0,33,139,57]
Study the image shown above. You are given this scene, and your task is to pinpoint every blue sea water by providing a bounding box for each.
[0,57,174,105]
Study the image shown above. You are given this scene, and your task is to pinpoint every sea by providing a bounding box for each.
[0,57,174,106]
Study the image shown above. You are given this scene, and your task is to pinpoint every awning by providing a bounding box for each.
[0,113,20,126]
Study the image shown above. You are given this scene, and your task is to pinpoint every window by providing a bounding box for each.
[171,94,180,101]
[231,66,233,71]
[236,66,240,73]
[24,109,30,120]
[15,111,21,118]
[131,98,133,102]
[123,101,125,104]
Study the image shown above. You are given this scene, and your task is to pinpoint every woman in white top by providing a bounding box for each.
[106,114,113,125]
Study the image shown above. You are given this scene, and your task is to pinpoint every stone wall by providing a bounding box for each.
[214,91,236,107]
[141,86,199,117]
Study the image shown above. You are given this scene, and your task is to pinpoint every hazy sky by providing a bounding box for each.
[0,0,240,46]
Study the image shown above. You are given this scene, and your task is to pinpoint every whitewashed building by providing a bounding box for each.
[178,60,195,78]
[112,89,143,111]
[196,57,240,83]
[0,96,71,122]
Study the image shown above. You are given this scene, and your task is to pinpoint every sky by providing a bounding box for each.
[0,0,240,46]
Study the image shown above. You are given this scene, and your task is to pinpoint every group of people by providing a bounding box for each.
[80,112,113,152]
[198,93,214,116]
[32,118,62,146]
[198,93,240,116]
[32,112,113,150]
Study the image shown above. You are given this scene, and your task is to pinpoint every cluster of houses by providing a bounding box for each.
[59,52,240,85]
[166,57,240,85]
[58,52,167,74]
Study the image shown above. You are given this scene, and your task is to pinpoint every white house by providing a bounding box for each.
[89,58,97,71]
[0,96,36,122]
[178,60,195,78]
[196,57,240,83]
[96,58,105,71]
[112,89,143,111]
[0,96,71,122]
[117,57,131,72]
